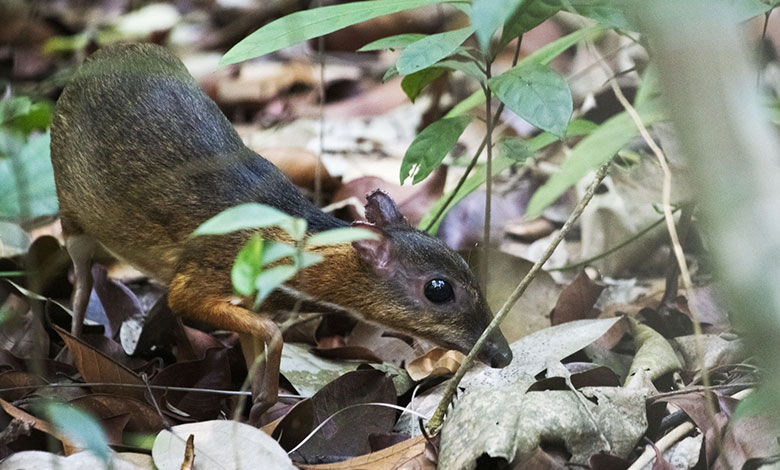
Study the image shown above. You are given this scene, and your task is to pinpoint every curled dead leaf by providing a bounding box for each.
[406,348,464,382]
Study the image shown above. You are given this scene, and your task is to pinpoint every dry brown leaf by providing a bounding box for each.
[299,435,428,470]
[0,398,80,455]
[54,325,146,400]
[406,348,464,381]
[255,147,341,193]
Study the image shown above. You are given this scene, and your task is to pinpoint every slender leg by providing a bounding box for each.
[65,234,97,337]
[169,275,282,425]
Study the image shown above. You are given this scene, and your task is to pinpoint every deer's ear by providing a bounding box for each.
[351,222,391,271]
[364,189,408,228]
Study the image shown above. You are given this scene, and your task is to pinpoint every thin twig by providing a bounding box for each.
[423,36,524,234]
[426,161,611,432]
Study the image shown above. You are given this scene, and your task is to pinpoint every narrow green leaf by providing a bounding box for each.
[358,33,427,51]
[444,26,604,119]
[489,62,572,137]
[254,265,298,306]
[419,119,596,233]
[400,115,471,185]
[44,402,111,463]
[259,241,297,265]
[383,65,400,82]
[281,217,308,241]
[0,97,31,125]
[307,227,379,246]
[232,235,264,296]
[471,0,522,53]
[192,203,291,236]
[396,27,474,75]
[401,67,445,102]
[526,99,665,217]
[221,0,448,66]
[298,251,324,268]
[499,0,562,49]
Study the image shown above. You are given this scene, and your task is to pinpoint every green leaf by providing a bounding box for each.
[0,97,31,125]
[0,131,58,220]
[383,65,400,82]
[471,0,523,53]
[396,27,474,75]
[221,0,448,66]
[8,101,53,134]
[44,402,111,463]
[498,137,533,163]
[499,0,562,49]
[358,33,427,51]
[260,241,298,265]
[489,62,572,137]
[436,59,486,83]
[400,115,471,184]
[445,26,604,119]
[192,203,291,236]
[232,235,264,296]
[526,99,665,217]
[282,217,308,241]
[307,227,379,246]
[401,67,445,102]
[254,265,299,306]
[419,119,596,233]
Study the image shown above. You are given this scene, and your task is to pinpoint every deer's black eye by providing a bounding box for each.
[424,279,454,303]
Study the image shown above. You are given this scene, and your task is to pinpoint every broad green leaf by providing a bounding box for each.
[192,203,290,236]
[471,0,523,53]
[436,59,486,83]
[232,235,264,296]
[0,131,58,220]
[419,119,596,233]
[396,27,474,75]
[489,62,572,137]
[255,265,299,306]
[358,33,427,51]
[297,250,324,268]
[499,0,561,49]
[567,0,633,30]
[401,67,445,102]
[526,99,665,217]
[445,26,604,119]
[400,115,471,184]
[44,402,111,463]
[307,227,379,246]
[498,137,533,163]
[8,101,53,134]
[221,0,448,66]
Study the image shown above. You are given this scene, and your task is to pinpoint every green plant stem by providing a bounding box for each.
[547,207,681,272]
[481,62,493,291]
[426,161,611,433]
[422,36,523,234]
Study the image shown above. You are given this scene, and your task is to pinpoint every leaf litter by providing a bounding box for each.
[0,2,774,469]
